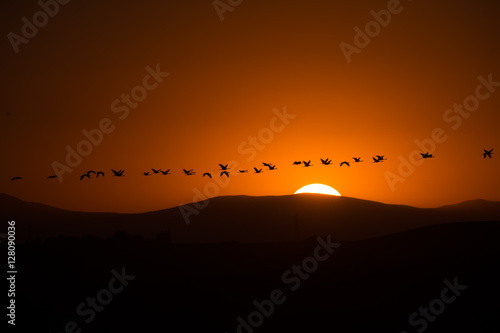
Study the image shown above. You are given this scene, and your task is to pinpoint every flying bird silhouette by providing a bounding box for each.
[86,170,96,175]
[143,172,151,176]
[372,157,383,163]
[483,149,494,159]
[183,169,195,176]
[292,161,302,165]
[340,161,350,167]
[238,169,249,173]
[420,152,435,159]
[303,160,312,167]
[203,172,212,178]
[10,177,22,181]
[219,164,230,170]
[47,175,58,179]
[353,157,363,162]
[263,162,277,170]
[112,169,125,177]
[151,168,162,174]
[320,158,332,165]
[254,167,263,174]
[220,171,230,177]
[160,169,171,175]
[375,155,386,161]
[80,173,91,180]
[96,171,105,178]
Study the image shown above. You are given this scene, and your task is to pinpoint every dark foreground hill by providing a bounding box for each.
[1,193,500,243]
[15,220,500,332]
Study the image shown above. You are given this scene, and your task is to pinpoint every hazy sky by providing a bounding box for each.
[1,0,499,212]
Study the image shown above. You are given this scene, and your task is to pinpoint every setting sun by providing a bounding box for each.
[294,184,341,196]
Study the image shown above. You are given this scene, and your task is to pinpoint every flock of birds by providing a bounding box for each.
[7,149,495,182]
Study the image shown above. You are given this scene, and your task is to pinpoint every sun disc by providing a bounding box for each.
[294,183,341,196]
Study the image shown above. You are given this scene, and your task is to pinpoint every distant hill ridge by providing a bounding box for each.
[1,193,499,243]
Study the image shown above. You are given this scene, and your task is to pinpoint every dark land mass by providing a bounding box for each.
[3,194,499,331]
[2,193,500,243]
[11,220,500,332]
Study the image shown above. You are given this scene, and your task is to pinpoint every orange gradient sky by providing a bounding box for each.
[1,0,499,212]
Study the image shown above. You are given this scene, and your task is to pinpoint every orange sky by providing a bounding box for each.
[1,0,499,212]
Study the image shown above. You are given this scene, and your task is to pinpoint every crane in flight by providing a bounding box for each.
[203,172,212,178]
[375,155,386,161]
[292,161,302,165]
[47,175,58,179]
[220,171,230,177]
[96,171,105,178]
[483,149,494,159]
[112,169,125,177]
[80,170,95,180]
[340,161,350,167]
[303,160,312,167]
[10,177,22,181]
[80,173,91,180]
[143,172,151,176]
[263,162,277,170]
[372,157,383,163]
[420,152,435,159]
[320,158,332,165]
[183,169,195,176]
[353,157,363,163]
[151,168,162,174]
[238,169,249,173]
[160,169,171,175]
[254,167,263,174]
[219,163,230,170]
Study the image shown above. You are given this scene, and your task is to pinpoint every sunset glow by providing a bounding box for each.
[294,184,341,196]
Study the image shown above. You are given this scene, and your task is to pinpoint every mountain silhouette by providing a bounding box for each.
[1,193,499,243]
